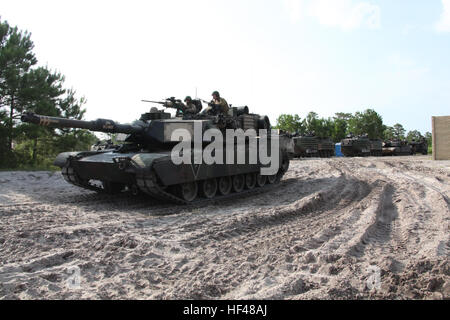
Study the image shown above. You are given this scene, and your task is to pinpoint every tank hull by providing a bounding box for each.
[382,146,412,156]
[55,143,290,204]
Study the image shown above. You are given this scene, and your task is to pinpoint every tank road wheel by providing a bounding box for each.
[178,181,198,202]
[130,184,141,196]
[200,179,218,199]
[267,174,278,184]
[281,154,290,173]
[256,174,267,187]
[245,173,257,190]
[232,175,245,193]
[102,181,124,194]
[218,176,232,195]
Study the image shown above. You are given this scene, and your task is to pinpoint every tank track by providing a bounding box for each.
[135,168,286,205]
[135,169,187,205]
[61,165,104,193]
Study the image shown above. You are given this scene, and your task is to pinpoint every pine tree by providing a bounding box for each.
[0,18,37,154]
[0,18,95,168]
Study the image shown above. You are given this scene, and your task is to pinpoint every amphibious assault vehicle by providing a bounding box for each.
[340,134,371,157]
[21,101,290,203]
[369,139,383,156]
[409,139,428,155]
[292,135,318,158]
[317,137,335,158]
[382,140,412,156]
[291,134,334,158]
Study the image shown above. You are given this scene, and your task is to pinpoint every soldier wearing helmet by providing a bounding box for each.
[183,96,198,114]
[204,91,229,115]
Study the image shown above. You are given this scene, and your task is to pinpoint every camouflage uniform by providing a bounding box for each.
[184,102,198,114]
[206,97,229,115]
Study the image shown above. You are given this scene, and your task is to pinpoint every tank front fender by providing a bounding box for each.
[54,152,85,168]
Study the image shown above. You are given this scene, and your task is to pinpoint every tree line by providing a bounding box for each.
[275,109,432,146]
[0,18,96,169]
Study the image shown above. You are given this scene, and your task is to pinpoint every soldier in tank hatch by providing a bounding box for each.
[203,91,229,115]
[183,96,202,115]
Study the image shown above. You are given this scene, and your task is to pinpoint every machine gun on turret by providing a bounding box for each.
[142,97,187,116]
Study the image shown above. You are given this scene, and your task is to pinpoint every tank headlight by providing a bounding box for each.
[113,157,130,170]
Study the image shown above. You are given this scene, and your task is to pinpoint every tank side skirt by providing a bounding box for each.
[152,161,262,186]
[135,166,288,205]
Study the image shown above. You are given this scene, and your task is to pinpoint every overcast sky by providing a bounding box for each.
[2,0,450,133]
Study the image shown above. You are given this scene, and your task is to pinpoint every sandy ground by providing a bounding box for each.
[0,155,448,300]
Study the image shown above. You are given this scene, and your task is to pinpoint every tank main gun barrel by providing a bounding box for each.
[21,112,143,134]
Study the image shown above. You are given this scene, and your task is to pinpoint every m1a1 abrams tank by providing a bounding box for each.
[340,134,371,157]
[21,100,290,204]
[292,134,319,158]
[382,140,412,156]
[409,138,428,155]
[369,139,383,156]
[317,137,335,158]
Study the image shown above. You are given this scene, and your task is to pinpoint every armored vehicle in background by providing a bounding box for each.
[275,130,295,159]
[382,140,413,156]
[369,139,383,156]
[409,138,428,155]
[318,137,335,158]
[292,135,319,158]
[21,100,290,203]
[291,134,334,158]
[340,134,371,157]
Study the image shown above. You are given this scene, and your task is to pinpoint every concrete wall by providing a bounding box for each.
[432,116,450,160]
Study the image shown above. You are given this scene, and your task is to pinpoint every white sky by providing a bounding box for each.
[2,0,450,134]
